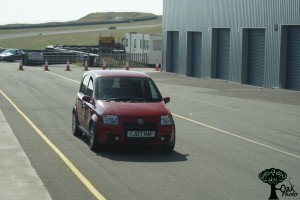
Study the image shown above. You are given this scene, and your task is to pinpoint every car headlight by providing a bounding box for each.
[103,115,119,125]
[160,115,173,125]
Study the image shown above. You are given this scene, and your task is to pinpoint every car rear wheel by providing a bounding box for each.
[72,112,80,137]
[89,123,99,151]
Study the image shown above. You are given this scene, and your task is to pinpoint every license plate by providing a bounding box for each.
[127,131,155,138]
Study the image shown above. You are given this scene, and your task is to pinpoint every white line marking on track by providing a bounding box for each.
[171,94,238,111]
[38,69,80,84]
[172,114,300,159]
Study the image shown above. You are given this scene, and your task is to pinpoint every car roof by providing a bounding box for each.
[5,49,20,51]
[85,70,151,79]
[3,49,23,52]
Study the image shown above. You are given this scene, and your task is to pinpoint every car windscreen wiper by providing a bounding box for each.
[129,98,151,102]
[102,97,161,102]
[102,97,139,102]
[102,98,123,102]
[127,98,162,102]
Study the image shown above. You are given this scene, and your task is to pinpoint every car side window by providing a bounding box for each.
[80,75,90,95]
[86,78,94,97]
[149,83,158,99]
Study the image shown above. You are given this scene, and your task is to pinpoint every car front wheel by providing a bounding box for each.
[161,134,175,152]
[89,123,99,151]
[161,144,175,151]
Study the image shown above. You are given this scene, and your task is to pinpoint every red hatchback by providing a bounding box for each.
[72,70,175,151]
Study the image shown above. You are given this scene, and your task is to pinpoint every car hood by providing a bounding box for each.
[98,101,171,117]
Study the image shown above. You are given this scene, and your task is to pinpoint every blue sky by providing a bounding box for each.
[0,0,163,25]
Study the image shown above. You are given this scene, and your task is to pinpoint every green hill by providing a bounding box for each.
[78,12,157,22]
[0,12,159,29]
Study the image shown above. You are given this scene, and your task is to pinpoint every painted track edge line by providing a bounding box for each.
[0,89,106,200]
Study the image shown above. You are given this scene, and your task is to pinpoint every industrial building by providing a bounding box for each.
[162,0,300,91]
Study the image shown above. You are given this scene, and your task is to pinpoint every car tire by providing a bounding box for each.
[72,112,81,137]
[89,123,99,151]
[161,144,175,152]
[161,134,175,152]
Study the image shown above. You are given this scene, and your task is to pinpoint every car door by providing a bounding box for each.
[15,50,22,60]
[82,77,94,131]
[76,74,90,129]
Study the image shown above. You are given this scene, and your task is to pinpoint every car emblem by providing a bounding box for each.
[137,118,144,124]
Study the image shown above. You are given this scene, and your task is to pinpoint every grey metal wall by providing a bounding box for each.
[162,0,300,89]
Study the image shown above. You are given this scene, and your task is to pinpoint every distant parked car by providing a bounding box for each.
[72,70,176,151]
[108,26,116,29]
[0,49,25,62]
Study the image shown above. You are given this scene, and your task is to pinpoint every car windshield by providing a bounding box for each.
[96,77,162,102]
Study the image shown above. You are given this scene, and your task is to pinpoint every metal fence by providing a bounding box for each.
[99,53,148,68]
[22,48,148,68]
[23,49,95,66]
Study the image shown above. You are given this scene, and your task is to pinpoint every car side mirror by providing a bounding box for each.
[82,95,91,102]
[163,97,170,104]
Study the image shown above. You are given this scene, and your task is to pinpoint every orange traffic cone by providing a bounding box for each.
[83,59,89,71]
[44,58,49,71]
[18,59,24,71]
[102,59,107,70]
[125,62,129,70]
[65,58,72,71]
[155,60,160,71]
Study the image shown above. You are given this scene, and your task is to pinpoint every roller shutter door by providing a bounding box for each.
[286,26,300,91]
[216,29,230,80]
[247,29,265,87]
[170,32,179,73]
[191,32,202,78]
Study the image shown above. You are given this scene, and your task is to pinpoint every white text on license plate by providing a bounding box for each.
[127,131,155,137]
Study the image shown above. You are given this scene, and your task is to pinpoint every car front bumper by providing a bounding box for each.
[96,122,175,146]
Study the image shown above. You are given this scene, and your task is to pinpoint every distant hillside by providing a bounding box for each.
[77,12,157,22]
[0,12,159,30]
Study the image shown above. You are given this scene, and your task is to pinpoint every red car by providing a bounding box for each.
[72,70,175,151]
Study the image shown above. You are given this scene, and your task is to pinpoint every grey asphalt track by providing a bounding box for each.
[0,62,299,200]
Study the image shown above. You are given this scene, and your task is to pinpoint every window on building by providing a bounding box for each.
[126,38,128,47]
[134,39,136,48]
[153,40,162,51]
[144,40,149,50]
[140,40,143,49]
